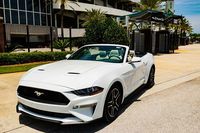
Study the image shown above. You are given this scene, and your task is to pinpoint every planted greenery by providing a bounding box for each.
[84,9,130,45]
[0,51,72,66]
[103,18,130,45]
[84,9,107,44]
[53,39,70,51]
[0,62,51,74]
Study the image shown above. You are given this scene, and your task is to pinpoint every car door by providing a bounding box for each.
[120,60,145,96]
[130,60,145,91]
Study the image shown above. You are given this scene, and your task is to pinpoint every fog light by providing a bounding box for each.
[73,103,97,109]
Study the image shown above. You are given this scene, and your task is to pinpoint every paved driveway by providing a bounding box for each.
[0,44,200,133]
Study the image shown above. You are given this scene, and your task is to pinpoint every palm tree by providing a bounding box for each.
[180,18,192,45]
[135,0,162,10]
[135,0,172,11]
[83,9,106,27]
[180,18,192,34]
[54,0,78,51]
[54,0,77,39]
[55,0,69,40]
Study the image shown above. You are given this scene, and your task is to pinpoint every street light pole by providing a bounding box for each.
[26,25,30,52]
[50,0,53,52]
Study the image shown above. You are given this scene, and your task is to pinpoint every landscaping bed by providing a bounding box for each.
[0,61,52,74]
[0,51,72,66]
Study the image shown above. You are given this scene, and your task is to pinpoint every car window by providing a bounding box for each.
[68,46,126,63]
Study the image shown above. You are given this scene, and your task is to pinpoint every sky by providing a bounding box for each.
[174,0,200,33]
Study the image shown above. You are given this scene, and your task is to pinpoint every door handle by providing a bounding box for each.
[143,62,147,65]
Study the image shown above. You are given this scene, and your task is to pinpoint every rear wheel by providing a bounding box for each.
[103,85,123,123]
[146,66,155,89]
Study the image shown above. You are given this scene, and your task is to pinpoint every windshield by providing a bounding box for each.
[68,46,126,63]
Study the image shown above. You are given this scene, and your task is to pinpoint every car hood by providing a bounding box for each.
[21,60,119,90]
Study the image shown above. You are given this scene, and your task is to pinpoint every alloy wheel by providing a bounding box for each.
[104,86,122,122]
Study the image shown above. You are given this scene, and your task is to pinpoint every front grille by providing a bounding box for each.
[17,86,70,105]
[22,104,74,118]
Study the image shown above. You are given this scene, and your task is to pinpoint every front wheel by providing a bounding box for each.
[103,86,123,123]
[146,66,155,89]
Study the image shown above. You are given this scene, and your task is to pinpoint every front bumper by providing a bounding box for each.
[17,103,83,124]
[16,90,105,125]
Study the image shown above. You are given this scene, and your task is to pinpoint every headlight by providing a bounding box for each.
[71,87,104,96]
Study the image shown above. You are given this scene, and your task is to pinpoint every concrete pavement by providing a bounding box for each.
[0,44,200,133]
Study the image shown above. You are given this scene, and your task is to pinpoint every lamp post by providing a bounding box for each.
[26,25,30,52]
[50,0,53,52]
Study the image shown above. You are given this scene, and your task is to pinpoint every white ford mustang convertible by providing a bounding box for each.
[16,44,155,124]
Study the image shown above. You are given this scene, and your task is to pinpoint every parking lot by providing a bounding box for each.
[0,44,200,133]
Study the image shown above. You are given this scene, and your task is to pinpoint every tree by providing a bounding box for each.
[84,9,129,45]
[83,9,107,44]
[54,0,77,40]
[54,0,78,52]
[55,0,68,40]
[136,0,172,10]
[103,18,130,45]
[180,18,192,35]
[135,0,162,10]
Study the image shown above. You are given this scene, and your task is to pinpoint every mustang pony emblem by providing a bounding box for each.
[34,91,44,96]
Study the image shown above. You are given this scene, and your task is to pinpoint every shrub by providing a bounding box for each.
[0,51,72,66]
[71,37,86,48]
[53,39,70,51]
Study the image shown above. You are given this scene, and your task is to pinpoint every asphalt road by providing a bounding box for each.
[1,44,200,133]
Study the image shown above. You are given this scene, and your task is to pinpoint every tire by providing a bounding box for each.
[103,85,123,123]
[146,66,155,89]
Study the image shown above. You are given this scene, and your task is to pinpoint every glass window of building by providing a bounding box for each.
[27,12,33,25]
[11,10,19,24]
[0,0,3,7]
[41,14,46,26]
[47,3,51,13]
[19,11,26,24]
[0,9,3,17]
[4,0,10,8]
[40,0,46,13]
[11,0,18,9]
[34,0,40,12]
[47,15,51,26]
[27,0,33,11]
[5,9,10,23]
[19,0,26,10]
[34,13,40,25]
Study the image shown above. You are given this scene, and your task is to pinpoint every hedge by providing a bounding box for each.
[0,51,73,66]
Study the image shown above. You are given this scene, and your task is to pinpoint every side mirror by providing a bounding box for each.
[65,54,71,59]
[129,57,141,63]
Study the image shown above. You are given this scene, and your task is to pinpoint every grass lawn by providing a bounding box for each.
[0,61,52,74]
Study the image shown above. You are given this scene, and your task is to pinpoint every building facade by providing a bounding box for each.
[53,0,140,38]
[0,0,139,52]
[0,0,55,51]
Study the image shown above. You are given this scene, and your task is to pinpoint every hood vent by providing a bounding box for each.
[38,69,45,71]
[67,72,80,75]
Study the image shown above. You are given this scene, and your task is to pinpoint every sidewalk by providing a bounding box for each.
[143,43,200,97]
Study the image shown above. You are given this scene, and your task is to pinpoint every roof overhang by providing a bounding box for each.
[53,1,133,16]
[125,10,182,23]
